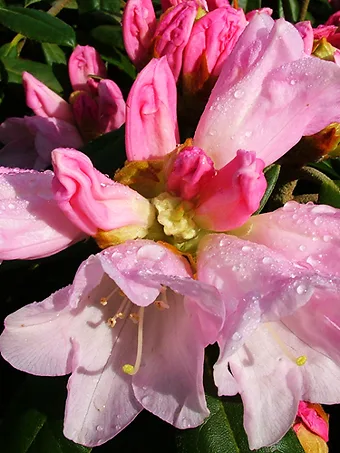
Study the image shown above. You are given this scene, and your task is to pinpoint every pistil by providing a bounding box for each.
[123,307,145,375]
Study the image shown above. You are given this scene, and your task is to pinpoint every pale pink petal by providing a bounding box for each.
[122,0,156,68]
[245,7,272,21]
[0,117,32,143]
[217,322,340,449]
[197,234,333,359]
[132,290,209,429]
[52,148,154,236]
[0,169,84,260]
[68,45,107,92]
[153,1,198,80]
[194,150,266,231]
[194,15,340,168]
[0,286,74,375]
[126,57,179,160]
[23,72,74,124]
[243,201,340,277]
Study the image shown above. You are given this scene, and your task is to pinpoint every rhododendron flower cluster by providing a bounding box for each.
[2,8,340,453]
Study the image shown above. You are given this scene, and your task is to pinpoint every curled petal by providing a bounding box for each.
[126,57,179,160]
[325,11,340,26]
[194,150,266,231]
[97,79,126,133]
[52,148,155,236]
[122,0,156,67]
[0,168,83,260]
[183,6,247,93]
[295,21,313,55]
[245,7,272,21]
[23,72,74,124]
[194,14,340,168]
[166,146,215,200]
[68,45,107,92]
[153,1,198,80]
[71,92,99,142]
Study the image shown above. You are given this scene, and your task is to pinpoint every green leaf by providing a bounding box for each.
[319,180,340,208]
[237,0,261,13]
[176,394,304,453]
[77,0,120,14]
[81,126,126,176]
[102,49,136,79]
[0,7,76,47]
[24,0,43,6]
[255,164,281,214]
[0,42,19,58]
[0,56,63,92]
[91,25,124,49]
[41,43,67,66]
[280,0,300,22]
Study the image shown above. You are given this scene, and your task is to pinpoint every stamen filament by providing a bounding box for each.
[123,307,145,375]
[265,324,307,367]
[107,296,130,327]
[100,287,119,305]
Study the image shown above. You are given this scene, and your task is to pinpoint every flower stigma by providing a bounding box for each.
[123,306,145,375]
[265,324,308,367]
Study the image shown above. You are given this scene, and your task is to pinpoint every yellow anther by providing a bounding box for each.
[129,313,140,324]
[107,317,117,328]
[296,355,308,366]
[122,364,135,375]
[100,297,108,306]
[116,312,124,319]
[119,290,126,298]
[154,300,169,310]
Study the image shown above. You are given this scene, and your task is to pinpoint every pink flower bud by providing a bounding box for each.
[97,79,126,133]
[126,57,179,161]
[68,45,107,92]
[313,24,338,41]
[52,148,155,236]
[71,92,99,142]
[325,10,340,26]
[161,0,208,12]
[295,21,313,55]
[22,72,74,124]
[183,6,247,93]
[194,150,266,231]
[245,7,272,21]
[153,1,198,80]
[206,0,230,10]
[166,146,215,200]
[123,0,156,68]
[294,402,329,442]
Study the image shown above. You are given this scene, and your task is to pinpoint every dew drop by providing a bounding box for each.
[299,245,306,252]
[296,284,307,295]
[241,245,251,252]
[313,217,322,226]
[323,235,332,242]
[96,425,103,432]
[245,130,252,138]
[232,332,242,341]
[8,203,15,210]
[290,79,296,85]
[234,89,244,99]
[262,257,272,264]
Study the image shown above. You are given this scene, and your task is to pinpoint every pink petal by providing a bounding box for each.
[197,234,331,359]
[97,79,126,133]
[0,117,32,143]
[0,286,74,375]
[132,290,209,429]
[194,15,340,168]
[297,401,329,441]
[126,57,179,160]
[243,201,340,277]
[68,45,107,92]
[245,7,272,21]
[23,72,74,124]
[194,150,266,231]
[153,1,198,80]
[122,0,156,68]
[52,148,154,236]
[295,21,314,55]
[0,168,84,260]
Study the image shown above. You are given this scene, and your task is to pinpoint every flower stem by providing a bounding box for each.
[47,0,72,17]
[299,0,310,22]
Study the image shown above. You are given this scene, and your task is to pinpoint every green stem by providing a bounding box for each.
[299,0,310,22]
[47,0,71,17]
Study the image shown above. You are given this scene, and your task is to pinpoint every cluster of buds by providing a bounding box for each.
[0,46,125,169]
[122,0,249,94]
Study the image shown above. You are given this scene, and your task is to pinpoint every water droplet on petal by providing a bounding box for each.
[296,284,307,295]
[232,332,242,341]
[96,425,103,432]
[241,245,251,252]
[290,80,296,85]
[299,245,306,252]
[234,89,244,99]
[313,217,322,226]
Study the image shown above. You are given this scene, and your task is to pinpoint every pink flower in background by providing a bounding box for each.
[0,240,224,446]
[295,21,314,54]
[294,401,329,442]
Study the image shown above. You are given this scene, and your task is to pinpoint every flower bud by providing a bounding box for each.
[166,146,215,200]
[194,150,266,231]
[68,45,107,92]
[70,91,99,142]
[312,37,338,62]
[126,57,179,161]
[51,148,155,243]
[97,80,126,134]
[206,0,230,10]
[295,21,313,55]
[293,402,329,453]
[153,1,198,80]
[183,6,247,94]
[23,72,74,124]
[123,0,156,68]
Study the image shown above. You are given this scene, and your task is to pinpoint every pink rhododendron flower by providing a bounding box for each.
[245,7,272,21]
[68,45,107,92]
[0,240,224,446]
[294,401,329,441]
[122,0,156,68]
[52,148,154,237]
[197,201,340,448]
[0,167,84,260]
[0,116,83,170]
[97,80,126,133]
[295,21,314,55]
